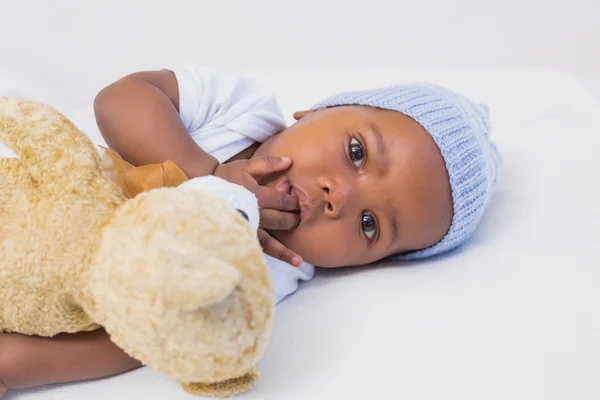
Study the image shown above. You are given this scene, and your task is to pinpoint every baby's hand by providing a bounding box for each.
[213,157,303,266]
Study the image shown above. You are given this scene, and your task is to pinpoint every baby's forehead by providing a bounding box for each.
[329,104,424,130]
[313,105,440,174]
[353,106,431,146]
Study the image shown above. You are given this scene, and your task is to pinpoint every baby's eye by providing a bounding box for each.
[349,138,365,168]
[361,211,376,240]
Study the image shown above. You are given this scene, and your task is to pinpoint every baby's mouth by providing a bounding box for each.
[288,183,309,219]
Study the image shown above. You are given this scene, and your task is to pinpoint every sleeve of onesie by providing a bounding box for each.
[168,65,287,146]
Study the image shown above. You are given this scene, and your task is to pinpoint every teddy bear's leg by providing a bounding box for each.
[180,367,260,398]
[0,97,103,187]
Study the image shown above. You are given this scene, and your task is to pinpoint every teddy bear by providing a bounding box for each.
[0,97,275,397]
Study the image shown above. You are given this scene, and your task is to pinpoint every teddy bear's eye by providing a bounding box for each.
[237,209,249,221]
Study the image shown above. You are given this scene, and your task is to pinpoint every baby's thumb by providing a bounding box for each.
[247,156,292,179]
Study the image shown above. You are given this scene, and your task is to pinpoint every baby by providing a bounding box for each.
[0,66,500,395]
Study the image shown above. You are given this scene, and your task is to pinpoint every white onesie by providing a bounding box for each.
[0,65,315,304]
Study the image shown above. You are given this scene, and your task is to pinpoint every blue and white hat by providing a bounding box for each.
[313,84,501,260]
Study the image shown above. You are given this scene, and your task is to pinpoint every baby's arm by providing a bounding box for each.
[95,69,303,266]
[0,330,141,394]
[94,70,219,178]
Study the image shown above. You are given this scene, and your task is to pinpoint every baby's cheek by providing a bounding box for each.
[290,223,357,268]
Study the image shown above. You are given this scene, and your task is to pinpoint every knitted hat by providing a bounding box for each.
[313,84,501,260]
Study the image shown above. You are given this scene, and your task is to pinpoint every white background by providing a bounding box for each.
[0,0,598,104]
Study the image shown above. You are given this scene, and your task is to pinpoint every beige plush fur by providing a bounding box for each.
[0,98,274,397]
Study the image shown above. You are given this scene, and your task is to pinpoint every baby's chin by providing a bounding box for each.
[268,228,341,268]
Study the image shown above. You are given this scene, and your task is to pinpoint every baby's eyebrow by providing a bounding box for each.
[387,205,399,251]
[370,122,386,159]
[369,121,388,174]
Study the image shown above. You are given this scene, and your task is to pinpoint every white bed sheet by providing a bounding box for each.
[2,67,600,400]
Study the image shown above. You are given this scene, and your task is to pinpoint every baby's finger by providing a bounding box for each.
[247,156,292,179]
[258,229,303,267]
[256,186,299,211]
[260,209,300,230]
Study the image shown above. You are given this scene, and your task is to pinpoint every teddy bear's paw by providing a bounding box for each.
[180,367,259,398]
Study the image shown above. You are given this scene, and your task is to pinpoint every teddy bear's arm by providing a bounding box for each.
[0,97,103,186]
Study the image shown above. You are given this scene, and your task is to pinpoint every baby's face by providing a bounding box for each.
[254,105,453,268]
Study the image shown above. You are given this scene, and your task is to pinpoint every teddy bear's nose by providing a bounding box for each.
[237,209,249,222]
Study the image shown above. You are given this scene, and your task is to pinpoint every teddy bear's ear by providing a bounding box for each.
[180,366,260,397]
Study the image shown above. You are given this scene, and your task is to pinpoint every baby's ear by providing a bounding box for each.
[293,109,316,120]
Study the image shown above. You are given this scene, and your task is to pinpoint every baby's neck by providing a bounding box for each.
[225,142,261,163]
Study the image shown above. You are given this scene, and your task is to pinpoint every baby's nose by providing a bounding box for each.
[319,176,353,218]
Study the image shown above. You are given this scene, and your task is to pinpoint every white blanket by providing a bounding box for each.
[2,67,600,400]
